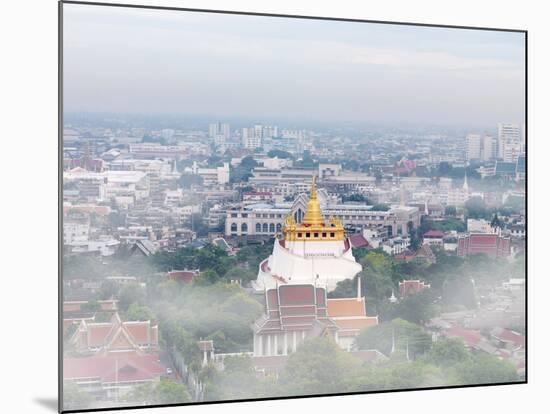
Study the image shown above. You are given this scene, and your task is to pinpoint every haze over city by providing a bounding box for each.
[63,4,525,127]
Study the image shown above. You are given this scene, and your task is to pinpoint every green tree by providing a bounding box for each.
[160,320,200,369]
[125,379,191,405]
[490,213,503,229]
[425,337,470,368]
[63,382,93,410]
[465,196,488,219]
[391,289,439,325]
[118,282,146,312]
[451,353,519,385]
[192,270,220,286]
[360,251,395,307]
[267,149,293,159]
[371,203,390,211]
[222,266,256,284]
[80,299,101,313]
[154,379,192,404]
[203,355,276,401]
[356,319,432,358]
[408,220,421,251]
[445,206,457,217]
[125,303,155,322]
[97,279,119,300]
[329,278,357,299]
[278,337,361,396]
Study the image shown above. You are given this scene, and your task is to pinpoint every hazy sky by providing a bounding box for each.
[63,4,525,127]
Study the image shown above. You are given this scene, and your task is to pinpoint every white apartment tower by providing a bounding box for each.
[467,134,497,161]
[208,122,230,139]
[498,123,521,162]
[242,127,262,149]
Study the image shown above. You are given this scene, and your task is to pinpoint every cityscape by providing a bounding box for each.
[61,4,526,412]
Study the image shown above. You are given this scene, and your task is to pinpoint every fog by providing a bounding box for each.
[63,3,525,126]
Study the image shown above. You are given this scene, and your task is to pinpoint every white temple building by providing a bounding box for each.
[253,177,362,292]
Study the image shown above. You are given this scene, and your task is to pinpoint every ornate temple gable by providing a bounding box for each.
[107,327,139,351]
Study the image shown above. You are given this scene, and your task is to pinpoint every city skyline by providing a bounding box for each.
[63,4,525,127]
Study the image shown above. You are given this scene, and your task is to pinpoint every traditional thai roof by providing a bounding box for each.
[327,298,366,318]
[64,353,165,383]
[70,312,158,354]
[399,280,431,297]
[327,286,379,338]
[255,284,337,335]
[457,233,511,258]
[168,269,198,284]
[198,340,214,352]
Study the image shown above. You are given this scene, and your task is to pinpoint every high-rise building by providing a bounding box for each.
[466,134,482,160]
[482,135,497,161]
[242,127,262,149]
[498,123,521,161]
[208,122,230,139]
[254,124,264,140]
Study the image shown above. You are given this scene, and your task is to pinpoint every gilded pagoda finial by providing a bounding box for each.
[302,176,324,226]
[282,178,344,241]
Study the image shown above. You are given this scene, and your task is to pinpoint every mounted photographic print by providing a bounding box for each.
[60,1,527,412]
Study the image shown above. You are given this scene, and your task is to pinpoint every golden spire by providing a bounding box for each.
[302,176,324,226]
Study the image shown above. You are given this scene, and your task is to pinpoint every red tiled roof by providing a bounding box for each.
[168,270,196,283]
[399,280,430,297]
[198,340,214,352]
[88,325,115,347]
[327,298,366,318]
[445,326,482,347]
[279,285,315,306]
[349,234,370,248]
[493,328,525,348]
[125,323,150,344]
[334,317,378,332]
[64,353,165,383]
[424,230,445,238]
